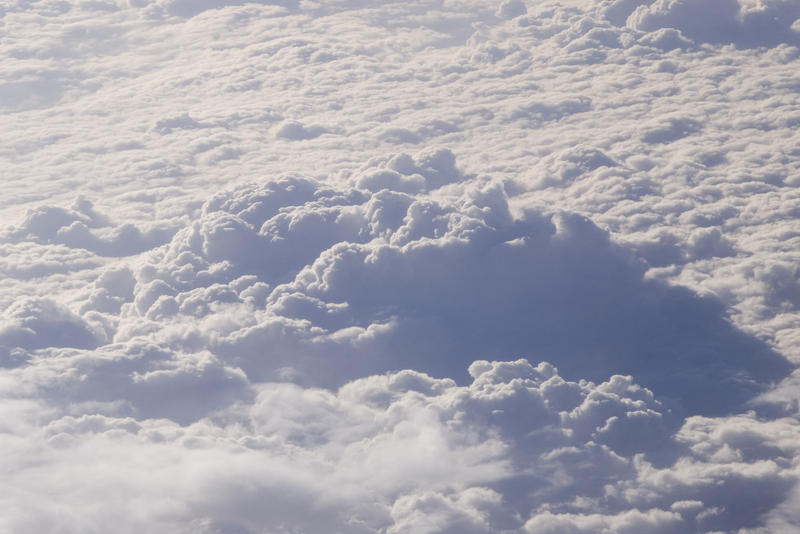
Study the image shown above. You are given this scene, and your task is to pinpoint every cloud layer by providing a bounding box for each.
[4,357,800,533]
[1,0,799,532]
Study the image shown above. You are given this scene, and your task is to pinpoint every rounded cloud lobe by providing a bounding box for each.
[0,297,102,351]
[626,0,800,48]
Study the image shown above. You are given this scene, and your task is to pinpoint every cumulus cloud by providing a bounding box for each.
[0,297,102,350]
[3,148,797,529]
[274,120,329,141]
[142,0,297,18]
[3,358,799,533]
[627,0,800,48]
[107,167,789,417]
[2,197,177,257]
[2,0,800,532]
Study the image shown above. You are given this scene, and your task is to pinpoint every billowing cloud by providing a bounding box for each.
[0,297,102,350]
[626,0,800,48]
[3,357,799,533]
[96,166,788,418]
[1,0,799,532]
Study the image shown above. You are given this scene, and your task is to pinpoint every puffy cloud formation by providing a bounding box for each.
[0,297,101,350]
[1,0,800,532]
[60,161,782,418]
[1,150,797,532]
[626,0,800,47]
[2,197,176,257]
[3,357,800,533]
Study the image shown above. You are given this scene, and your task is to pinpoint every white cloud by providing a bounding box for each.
[0,297,102,350]
[524,509,684,534]
[101,171,786,417]
[2,196,178,257]
[3,357,799,532]
[1,0,799,531]
[627,0,800,48]
[274,120,329,141]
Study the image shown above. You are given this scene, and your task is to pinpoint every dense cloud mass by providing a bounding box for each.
[1,0,800,532]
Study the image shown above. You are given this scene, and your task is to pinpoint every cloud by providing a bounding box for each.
[627,0,800,48]
[3,357,799,533]
[641,116,703,144]
[274,120,329,141]
[3,145,794,529]
[508,96,593,126]
[0,242,101,279]
[353,148,465,193]
[1,0,800,532]
[145,0,297,18]
[523,509,684,534]
[3,197,177,257]
[528,145,618,189]
[0,297,102,351]
[78,162,786,420]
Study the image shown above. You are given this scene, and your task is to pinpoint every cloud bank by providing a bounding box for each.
[2,149,798,532]
[1,0,799,532]
[4,357,800,533]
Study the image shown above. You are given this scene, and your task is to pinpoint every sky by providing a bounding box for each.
[1,0,800,532]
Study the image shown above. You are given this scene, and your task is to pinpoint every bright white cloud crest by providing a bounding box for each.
[1,0,799,532]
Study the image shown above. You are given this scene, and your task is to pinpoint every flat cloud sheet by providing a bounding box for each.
[1,0,800,532]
